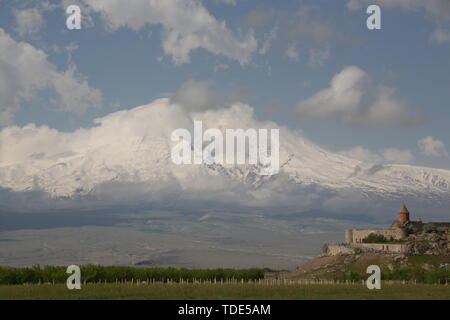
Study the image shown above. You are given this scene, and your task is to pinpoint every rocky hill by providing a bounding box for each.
[405,226,450,255]
[281,253,449,281]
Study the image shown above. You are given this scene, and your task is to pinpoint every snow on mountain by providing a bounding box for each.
[1,98,450,204]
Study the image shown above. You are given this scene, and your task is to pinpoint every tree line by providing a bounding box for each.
[0,265,266,285]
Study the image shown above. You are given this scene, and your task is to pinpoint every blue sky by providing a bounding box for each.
[1,0,450,169]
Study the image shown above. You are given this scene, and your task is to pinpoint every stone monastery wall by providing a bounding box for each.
[324,243,408,256]
[345,228,406,243]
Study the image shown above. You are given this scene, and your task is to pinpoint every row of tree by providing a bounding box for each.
[0,265,266,285]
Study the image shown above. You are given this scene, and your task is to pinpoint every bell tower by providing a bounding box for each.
[398,204,410,224]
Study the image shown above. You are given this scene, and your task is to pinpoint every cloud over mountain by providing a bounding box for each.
[339,146,415,165]
[418,136,449,157]
[296,66,424,127]
[1,98,449,219]
[170,80,248,112]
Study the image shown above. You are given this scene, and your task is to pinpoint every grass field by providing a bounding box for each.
[0,283,449,300]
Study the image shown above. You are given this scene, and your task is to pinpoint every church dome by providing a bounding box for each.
[399,205,409,214]
[398,204,410,224]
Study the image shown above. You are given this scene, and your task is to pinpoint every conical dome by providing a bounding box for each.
[399,205,409,214]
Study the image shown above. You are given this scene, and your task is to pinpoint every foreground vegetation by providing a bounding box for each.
[0,265,265,285]
[0,283,448,300]
[289,253,450,284]
[339,267,449,284]
[343,254,450,284]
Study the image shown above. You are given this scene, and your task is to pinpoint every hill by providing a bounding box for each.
[280,253,450,283]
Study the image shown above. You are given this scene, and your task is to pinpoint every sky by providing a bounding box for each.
[0,0,449,171]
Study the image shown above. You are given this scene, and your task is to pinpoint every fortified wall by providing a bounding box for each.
[324,245,354,256]
[345,228,407,243]
[430,223,450,229]
[323,243,408,256]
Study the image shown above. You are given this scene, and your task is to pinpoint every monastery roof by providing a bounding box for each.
[399,204,409,214]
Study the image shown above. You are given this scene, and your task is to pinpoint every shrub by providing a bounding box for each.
[423,224,438,234]
[406,225,420,235]
[362,233,389,243]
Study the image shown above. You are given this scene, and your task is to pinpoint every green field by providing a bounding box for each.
[0,283,449,300]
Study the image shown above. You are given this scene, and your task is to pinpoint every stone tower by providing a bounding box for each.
[398,204,410,224]
[345,229,354,243]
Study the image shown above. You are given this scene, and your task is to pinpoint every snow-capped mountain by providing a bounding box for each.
[1,99,450,204]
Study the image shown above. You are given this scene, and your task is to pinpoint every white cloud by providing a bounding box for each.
[346,0,363,11]
[171,80,217,112]
[13,8,45,38]
[382,148,415,164]
[243,7,339,65]
[308,47,330,67]
[296,66,424,127]
[418,136,449,157]
[286,43,300,62]
[244,7,336,45]
[11,1,58,38]
[259,26,278,55]
[347,0,450,21]
[170,79,246,112]
[51,65,103,114]
[221,0,237,6]
[0,29,102,125]
[82,0,257,65]
[429,28,450,44]
[347,0,450,43]
[213,63,229,72]
[340,146,414,164]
